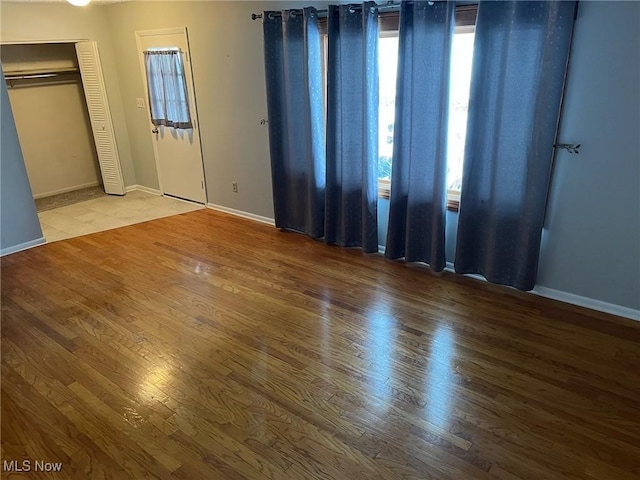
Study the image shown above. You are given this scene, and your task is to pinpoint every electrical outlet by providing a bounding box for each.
[232,181,238,193]
[136,98,145,108]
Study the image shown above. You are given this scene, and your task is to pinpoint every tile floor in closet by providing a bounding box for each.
[38,190,203,243]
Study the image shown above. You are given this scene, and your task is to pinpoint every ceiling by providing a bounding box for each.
[1,0,129,3]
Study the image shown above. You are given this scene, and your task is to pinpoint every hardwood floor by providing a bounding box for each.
[2,209,639,480]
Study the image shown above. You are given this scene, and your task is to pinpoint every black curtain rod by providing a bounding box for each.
[251,1,404,21]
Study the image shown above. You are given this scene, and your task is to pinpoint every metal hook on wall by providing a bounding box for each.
[554,143,581,154]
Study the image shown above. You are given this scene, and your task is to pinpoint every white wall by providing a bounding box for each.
[0,2,136,187]
[0,68,44,255]
[8,81,102,197]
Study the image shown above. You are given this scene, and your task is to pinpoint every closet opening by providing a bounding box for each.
[1,42,106,211]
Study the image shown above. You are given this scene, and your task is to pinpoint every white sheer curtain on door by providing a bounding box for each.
[143,49,192,129]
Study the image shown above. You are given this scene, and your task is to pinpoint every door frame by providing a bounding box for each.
[134,27,207,204]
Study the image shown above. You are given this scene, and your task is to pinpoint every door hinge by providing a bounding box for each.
[201,180,204,190]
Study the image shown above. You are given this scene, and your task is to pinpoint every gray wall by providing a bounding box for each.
[1,68,43,254]
[536,1,640,310]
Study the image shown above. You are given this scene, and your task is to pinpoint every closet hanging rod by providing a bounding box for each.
[4,68,80,81]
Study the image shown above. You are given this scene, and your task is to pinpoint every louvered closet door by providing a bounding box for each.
[75,42,125,195]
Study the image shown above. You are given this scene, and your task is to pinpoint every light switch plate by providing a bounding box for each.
[136,98,145,108]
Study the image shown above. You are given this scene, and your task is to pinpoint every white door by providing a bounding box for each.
[75,41,125,195]
[136,28,206,204]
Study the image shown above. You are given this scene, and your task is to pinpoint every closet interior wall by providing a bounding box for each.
[1,43,102,199]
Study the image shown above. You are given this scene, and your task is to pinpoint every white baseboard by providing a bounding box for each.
[531,286,640,321]
[33,181,101,200]
[0,236,46,257]
[442,261,639,321]
[125,184,161,196]
[205,203,275,226]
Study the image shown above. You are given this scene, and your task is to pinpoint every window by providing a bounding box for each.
[377,33,398,197]
[143,48,192,129]
[320,6,477,211]
[377,20,476,212]
[446,26,475,210]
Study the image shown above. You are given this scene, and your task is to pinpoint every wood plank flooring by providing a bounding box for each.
[2,209,639,479]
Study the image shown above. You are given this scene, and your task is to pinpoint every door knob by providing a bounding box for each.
[152,128,159,134]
